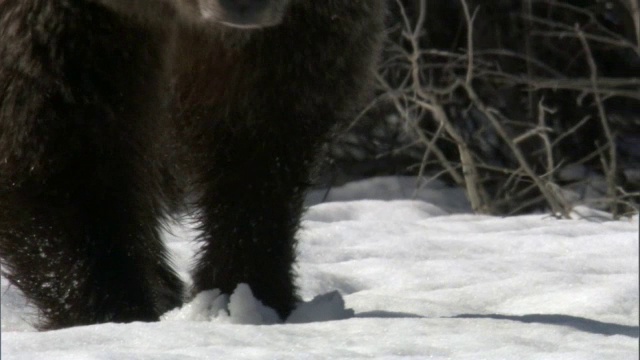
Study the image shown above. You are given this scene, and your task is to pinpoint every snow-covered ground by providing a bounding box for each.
[2,177,638,359]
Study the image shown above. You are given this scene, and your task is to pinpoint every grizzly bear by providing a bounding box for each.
[0,0,384,329]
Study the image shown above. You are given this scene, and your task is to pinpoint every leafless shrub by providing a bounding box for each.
[328,0,640,218]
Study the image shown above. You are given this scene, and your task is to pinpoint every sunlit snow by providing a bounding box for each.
[2,177,638,359]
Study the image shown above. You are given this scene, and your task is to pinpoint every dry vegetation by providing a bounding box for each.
[327,0,640,218]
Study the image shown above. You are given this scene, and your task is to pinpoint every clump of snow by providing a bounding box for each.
[227,284,280,325]
[287,291,354,324]
[161,289,228,322]
[162,285,280,325]
[162,285,354,325]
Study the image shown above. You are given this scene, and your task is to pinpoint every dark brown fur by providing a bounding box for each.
[0,0,384,329]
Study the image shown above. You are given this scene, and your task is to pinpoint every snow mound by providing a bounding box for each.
[306,176,472,213]
[305,199,449,223]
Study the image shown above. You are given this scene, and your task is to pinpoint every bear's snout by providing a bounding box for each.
[199,0,289,28]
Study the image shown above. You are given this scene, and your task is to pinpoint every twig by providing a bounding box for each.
[576,25,620,218]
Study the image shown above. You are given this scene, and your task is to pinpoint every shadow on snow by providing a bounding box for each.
[453,314,639,338]
[353,311,638,338]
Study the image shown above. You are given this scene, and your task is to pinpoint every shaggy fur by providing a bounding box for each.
[0,0,384,329]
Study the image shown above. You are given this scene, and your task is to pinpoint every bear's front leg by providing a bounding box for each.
[190,124,321,320]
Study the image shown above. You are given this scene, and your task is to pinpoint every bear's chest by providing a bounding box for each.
[172,43,242,110]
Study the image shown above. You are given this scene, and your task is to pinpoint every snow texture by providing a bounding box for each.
[1,176,638,359]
